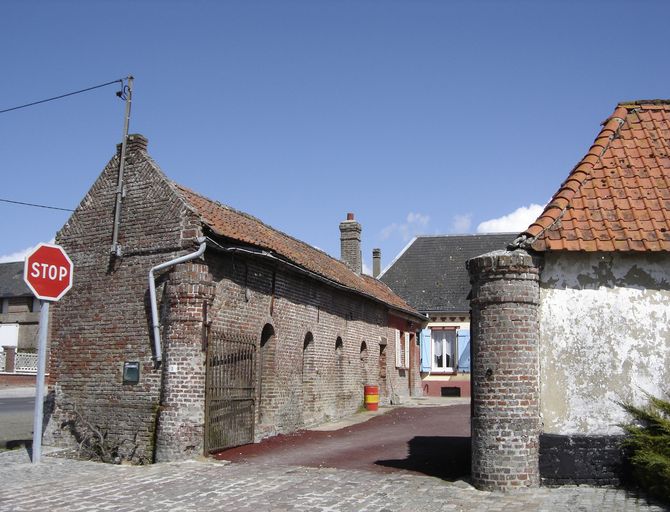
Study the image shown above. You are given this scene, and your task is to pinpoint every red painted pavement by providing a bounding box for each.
[214,404,471,480]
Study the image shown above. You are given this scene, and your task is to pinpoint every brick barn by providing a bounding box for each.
[44,134,426,463]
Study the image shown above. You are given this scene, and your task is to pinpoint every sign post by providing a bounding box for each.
[24,243,73,463]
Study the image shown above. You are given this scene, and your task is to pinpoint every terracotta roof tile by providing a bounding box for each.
[519,101,670,252]
[172,184,424,320]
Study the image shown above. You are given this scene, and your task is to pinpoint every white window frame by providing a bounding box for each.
[394,330,411,369]
[404,332,410,368]
[431,328,456,373]
[394,329,402,368]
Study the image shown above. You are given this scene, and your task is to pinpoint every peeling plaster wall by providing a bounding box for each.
[540,252,670,435]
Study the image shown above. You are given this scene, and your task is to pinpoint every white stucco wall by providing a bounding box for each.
[540,251,670,435]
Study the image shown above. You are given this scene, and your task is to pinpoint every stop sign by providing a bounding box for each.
[23,243,74,301]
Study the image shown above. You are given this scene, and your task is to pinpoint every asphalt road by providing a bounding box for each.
[215,404,472,480]
[0,396,35,447]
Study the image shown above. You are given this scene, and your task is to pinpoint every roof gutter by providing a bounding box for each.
[149,237,206,366]
[204,236,427,323]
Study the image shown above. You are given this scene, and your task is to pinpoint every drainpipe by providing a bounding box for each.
[149,237,206,366]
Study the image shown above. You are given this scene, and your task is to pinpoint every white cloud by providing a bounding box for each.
[380,212,430,241]
[0,240,56,263]
[451,213,472,233]
[476,204,545,233]
[362,261,372,276]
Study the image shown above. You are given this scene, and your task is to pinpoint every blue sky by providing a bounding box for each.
[2,0,669,273]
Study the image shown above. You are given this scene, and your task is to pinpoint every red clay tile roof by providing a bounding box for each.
[174,184,425,320]
[517,100,670,251]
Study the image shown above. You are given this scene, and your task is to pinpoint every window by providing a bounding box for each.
[404,332,410,368]
[432,328,456,373]
[394,330,410,369]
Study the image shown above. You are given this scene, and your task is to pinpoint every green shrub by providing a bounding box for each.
[619,391,670,503]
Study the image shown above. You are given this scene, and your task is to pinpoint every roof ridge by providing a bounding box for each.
[517,105,629,247]
[415,232,516,239]
[617,99,670,108]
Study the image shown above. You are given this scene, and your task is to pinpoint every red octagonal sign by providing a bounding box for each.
[24,243,74,301]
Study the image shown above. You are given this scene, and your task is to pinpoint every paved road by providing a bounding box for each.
[0,395,34,448]
[0,396,34,412]
[0,396,666,510]
[0,448,666,511]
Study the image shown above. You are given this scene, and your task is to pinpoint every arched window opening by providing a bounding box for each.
[304,332,314,351]
[335,336,343,356]
[360,341,368,360]
[258,323,276,426]
[302,332,316,423]
[260,324,275,348]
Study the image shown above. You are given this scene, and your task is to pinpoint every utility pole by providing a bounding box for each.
[110,76,133,257]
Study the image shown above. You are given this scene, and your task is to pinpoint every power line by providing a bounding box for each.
[0,78,127,114]
[0,198,74,212]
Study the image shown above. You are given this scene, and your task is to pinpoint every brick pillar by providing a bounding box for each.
[3,346,16,373]
[467,249,542,491]
[154,261,214,462]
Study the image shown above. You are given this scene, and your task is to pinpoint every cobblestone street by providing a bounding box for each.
[0,448,666,512]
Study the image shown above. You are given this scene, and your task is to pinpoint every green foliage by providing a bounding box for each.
[619,391,670,503]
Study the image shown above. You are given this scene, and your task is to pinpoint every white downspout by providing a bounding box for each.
[149,237,207,366]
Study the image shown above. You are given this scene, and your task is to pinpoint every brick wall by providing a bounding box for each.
[205,251,413,440]
[46,135,414,462]
[467,249,542,491]
[44,135,202,462]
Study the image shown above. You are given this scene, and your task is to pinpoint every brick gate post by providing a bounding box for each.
[154,261,214,462]
[467,249,542,491]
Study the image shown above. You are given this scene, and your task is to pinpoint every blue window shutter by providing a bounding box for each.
[457,329,470,372]
[420,328,431,372]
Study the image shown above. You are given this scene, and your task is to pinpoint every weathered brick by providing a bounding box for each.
[467,249,542,491]
[45,135,419,463]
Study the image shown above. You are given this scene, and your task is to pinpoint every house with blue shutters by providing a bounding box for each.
[379,234,513,397]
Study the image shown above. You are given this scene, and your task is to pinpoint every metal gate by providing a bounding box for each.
[205,333,256,453]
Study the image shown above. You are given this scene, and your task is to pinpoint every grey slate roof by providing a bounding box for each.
[0,262,32,298]
[379,234,515,313]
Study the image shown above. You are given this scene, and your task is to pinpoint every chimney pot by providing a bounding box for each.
[372,248,382,278]
[347,213,355,221]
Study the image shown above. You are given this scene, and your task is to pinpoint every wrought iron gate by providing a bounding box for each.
[205,333,256,453]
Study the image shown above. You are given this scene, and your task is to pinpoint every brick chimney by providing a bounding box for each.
[340,213,362,274]
[372,248,381,278]
[116,133,148,155]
